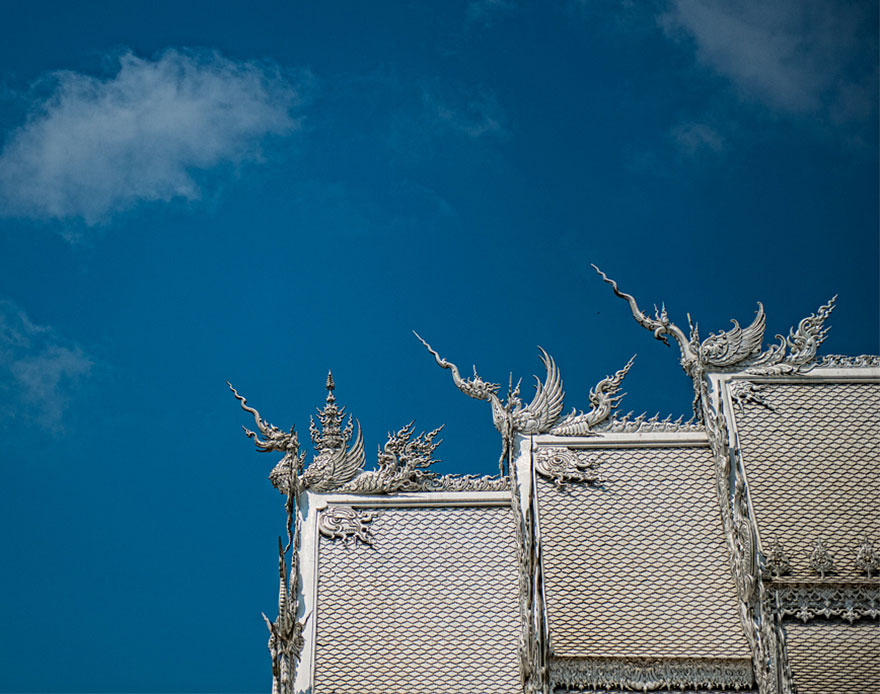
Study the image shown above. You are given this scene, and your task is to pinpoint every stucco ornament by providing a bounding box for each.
[415,330,567,479]
[855,537,880,578]
[808,539,835,579]
[592,265,836,416]
[549,355,635,436]
[535,447,602,488]
[318,506,378,546]
[763,540,792,578]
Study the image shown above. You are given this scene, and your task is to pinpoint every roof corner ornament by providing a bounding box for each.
[550,355,635,436]
[592,265,837,415]
[414,331,564,475]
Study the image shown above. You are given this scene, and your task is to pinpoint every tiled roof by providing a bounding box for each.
[732,382,880,578]
[535,445,751,662]
[312,505,521,693]
[784,619,880,692]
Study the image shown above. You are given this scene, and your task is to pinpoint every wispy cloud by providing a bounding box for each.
[669,121,725,157]
[388,84,507,160]
[466,0,516,29]
[424,88,507,139]
[660,0,877,121]
[0,299,93,431]
[0,48,307,226]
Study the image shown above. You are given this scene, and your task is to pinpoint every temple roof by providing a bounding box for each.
[731,380,880,579]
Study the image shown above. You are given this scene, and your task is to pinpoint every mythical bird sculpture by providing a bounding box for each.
[591,265,836,415]
[228,372,365,493]
[414,331,565,435]
[414,331,565,477]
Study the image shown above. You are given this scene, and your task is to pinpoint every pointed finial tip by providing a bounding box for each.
[326,370,335,391]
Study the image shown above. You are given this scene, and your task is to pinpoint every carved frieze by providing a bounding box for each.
[768,582,880,623]
[318,506,378,547]
[548,657,755,691]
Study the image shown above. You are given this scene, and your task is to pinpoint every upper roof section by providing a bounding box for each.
[726,379,880,580]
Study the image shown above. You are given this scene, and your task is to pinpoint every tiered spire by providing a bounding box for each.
[310,370,352,453]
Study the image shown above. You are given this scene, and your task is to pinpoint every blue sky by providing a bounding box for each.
[0,0,877,691]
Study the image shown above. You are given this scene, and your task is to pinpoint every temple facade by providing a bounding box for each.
[231,269,879,694]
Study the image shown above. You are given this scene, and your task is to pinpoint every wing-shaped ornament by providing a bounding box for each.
[302,422,365,492]
[514,347,565,434]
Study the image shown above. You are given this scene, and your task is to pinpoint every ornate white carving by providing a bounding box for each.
[816,354,880,368]
[763,539,792,578]
[593,265,836,415]
[229,374,365,494]
[768,582,880,623]
[318,506,378,546]
[535,447,601,488]
[548,657,755,690]
[808,539,835,579]
[341,422,443,493]
[415,331,564,477]
[550,356,634,435]
[856,537,880,578]
[597,411,702,433]
[729,380,773,413]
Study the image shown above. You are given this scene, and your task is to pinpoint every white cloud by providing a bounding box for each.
[661,0,877,120]
[0,299,93,430]
[0,48,306,226]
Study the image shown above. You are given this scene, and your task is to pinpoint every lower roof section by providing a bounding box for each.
[784,618,880,692]
[309,500,521,694]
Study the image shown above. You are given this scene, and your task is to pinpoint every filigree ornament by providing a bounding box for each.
[855,537,880,578]
[415,331,565,436]
[550,356,635,436]
[593,265,837,414]
[549,657,755,691]
[535,447,602,488]
[817,354,880,368]
[229,375,366,494]
[808,539,835,579]
[769,583,880,623]
[729,381,773,414]
[599,411,702,433]
[763,539,792,578]
[342,422,443,493]
[318,506,378,547]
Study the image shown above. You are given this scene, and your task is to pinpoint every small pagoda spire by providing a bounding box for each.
[310,370,352,453]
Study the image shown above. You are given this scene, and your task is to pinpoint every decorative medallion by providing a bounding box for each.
[319,506,378,547]
[535,447,602,488]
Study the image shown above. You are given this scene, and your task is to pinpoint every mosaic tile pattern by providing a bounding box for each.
[785,619,880,693]
[536,446,750,661]
[733,382,880,577]
[313,505,521,693]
